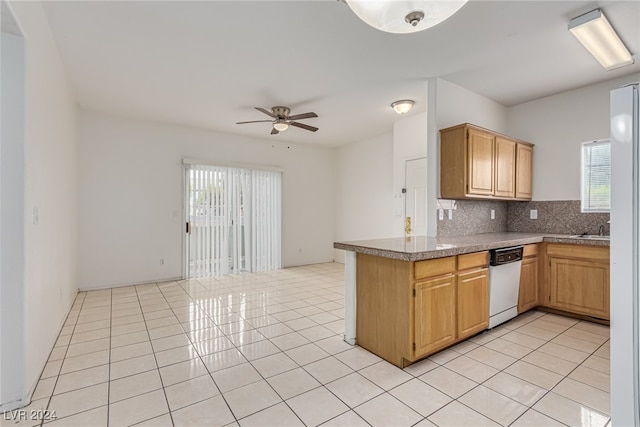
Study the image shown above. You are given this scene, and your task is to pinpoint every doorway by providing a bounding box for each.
[405,157,428,236]
[184,164,282,278]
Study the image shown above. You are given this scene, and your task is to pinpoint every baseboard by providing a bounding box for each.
[78,276,184,292]
[0,395,31,414]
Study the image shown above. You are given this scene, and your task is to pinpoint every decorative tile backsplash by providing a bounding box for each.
[436,199,610,237]
[436,199,508,237]
[507,200,610,235]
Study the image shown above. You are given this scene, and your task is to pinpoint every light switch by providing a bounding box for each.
[491,209,495,220]
[530,209,538,220]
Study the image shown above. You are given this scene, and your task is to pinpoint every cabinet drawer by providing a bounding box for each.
[547,244,609,261]
[523,244,538,257]
[415,256,456,280]
[457,251,488,271]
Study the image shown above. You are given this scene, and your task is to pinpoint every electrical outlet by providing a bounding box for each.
[438,209,444,221]
[448,209,453,220]
[491,209,495,220]
[530,209,538,220]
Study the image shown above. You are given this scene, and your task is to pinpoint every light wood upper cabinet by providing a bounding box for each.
[468,129,495,196]
[414,274,456,358]
[494,137,516,198]
[440,123,533,201]
[516,143,533,199]
[518,244,539,313]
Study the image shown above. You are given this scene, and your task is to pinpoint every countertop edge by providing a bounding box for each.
[334,234,609,261]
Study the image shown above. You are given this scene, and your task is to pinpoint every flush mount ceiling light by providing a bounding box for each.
[391,100,415,114]
[346,0,468,34]
[273,119,290,132]
[569,9,634,71]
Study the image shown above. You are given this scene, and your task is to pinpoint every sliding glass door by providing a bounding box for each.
[185,164,281,278]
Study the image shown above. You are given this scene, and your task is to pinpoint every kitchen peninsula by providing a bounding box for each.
[334,232,610,367]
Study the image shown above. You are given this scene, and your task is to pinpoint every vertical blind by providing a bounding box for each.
[581,140,611,212]
[188,164,281,278]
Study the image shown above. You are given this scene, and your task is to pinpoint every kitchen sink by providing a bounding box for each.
[570,234,610,240]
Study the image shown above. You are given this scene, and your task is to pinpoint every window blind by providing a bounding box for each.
[581,140,611,212]
[187,164,281,278]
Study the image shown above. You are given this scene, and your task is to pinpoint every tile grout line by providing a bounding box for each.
[418,312,609,427]
[106,288,112,427]
[168,275,352,425]
[132,283,176,427]
[32,266,611,427]
[41,292,87,426]
[154,279,239,426]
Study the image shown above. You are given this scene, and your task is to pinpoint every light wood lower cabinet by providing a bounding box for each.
[544,244,610,320]
[414,274,456,358]
[456,268,489,339]
[355,251,489,367]
[518,244,539,313]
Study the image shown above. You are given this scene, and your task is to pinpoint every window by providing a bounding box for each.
[186,164,282,278]
[581,140,611,212]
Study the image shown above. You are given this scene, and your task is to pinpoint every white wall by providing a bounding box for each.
[1,29,25,410]
[77,111,335,290]
[507,72,640,200]
[425,78,509,235]
[435,78,509,133]
[392,113,428,237]
[332,132,394,262]
[2,0,79,408]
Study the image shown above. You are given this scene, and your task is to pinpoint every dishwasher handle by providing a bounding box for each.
[490,246,524,266]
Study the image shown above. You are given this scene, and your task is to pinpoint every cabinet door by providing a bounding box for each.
[414,275,456,358]
[494,137,516,198]
[549,257,609,319]
[518,256,538,313]
[515,144,533,199]
[457,268,489,339]
[467,129,494,196]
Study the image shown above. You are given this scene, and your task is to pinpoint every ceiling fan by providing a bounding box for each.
[236,106,318,135]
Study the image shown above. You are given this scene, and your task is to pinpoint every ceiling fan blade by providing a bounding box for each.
[290,122,318,132]
[271,128,279,135]
[255,107,276,118]
[236,120,273,124]
[287,112,318,121]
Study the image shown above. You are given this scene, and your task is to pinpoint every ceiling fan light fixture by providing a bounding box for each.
[569,9,634,71]
[273,120,289,132]
[346,0,468,34]
[391,100,415,114]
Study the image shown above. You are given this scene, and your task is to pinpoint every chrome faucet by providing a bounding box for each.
[599,224,605,236]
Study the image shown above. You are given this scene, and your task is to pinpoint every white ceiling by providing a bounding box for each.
[39,0,640,147]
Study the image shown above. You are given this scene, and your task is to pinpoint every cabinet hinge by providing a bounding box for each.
[412,343,416,352]
[412,289,416,297]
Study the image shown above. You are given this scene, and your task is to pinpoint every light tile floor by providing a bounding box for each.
[1,263,612,427]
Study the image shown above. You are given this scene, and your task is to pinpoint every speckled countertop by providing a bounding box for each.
[333,232,609,261]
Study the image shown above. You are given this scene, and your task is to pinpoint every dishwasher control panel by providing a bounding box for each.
[490,246,524,266]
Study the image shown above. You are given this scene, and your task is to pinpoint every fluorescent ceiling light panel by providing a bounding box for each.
[569,9,634,71]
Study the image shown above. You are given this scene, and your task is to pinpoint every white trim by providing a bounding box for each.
[78,276,183,292]
[344,251,357,346]
[182,158,283,173]
[581,139,611,213]
[0,395,30,413]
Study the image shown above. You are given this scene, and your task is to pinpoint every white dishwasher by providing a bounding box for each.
[488,246,524,328]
